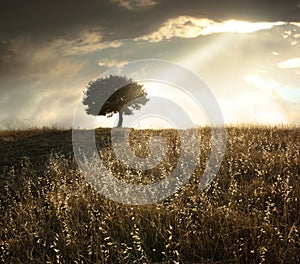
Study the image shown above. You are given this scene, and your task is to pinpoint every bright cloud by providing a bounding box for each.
[277,57,300,69]
[136,16,285,42]
[98,59,128,68]
[291,22,300,27]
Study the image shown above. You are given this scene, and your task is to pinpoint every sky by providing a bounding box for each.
[0,0,299,129]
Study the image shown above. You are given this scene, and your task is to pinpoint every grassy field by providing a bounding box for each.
[0,126,299,263]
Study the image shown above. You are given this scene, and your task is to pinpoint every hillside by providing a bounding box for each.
[0,126,299,263]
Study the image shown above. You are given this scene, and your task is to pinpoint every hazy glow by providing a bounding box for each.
[131,116,176,129]
[254,110,287,124]
[243,73,300,103]
[219,93,287,125]
[178,34,231,69]
[277,57,300,69]
[141,82,208,126]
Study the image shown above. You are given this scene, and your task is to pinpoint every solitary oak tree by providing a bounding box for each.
[83,75,149,127]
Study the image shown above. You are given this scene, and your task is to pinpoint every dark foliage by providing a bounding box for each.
[82,75,148,127]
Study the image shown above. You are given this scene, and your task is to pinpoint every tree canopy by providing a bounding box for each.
[82,75,149,127]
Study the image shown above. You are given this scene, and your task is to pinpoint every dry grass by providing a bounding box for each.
[0,126,299,263]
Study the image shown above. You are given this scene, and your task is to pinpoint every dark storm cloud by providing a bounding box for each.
[0,0,299,42]
[0,41,13,55]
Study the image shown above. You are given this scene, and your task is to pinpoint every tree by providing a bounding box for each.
[83,75,149,127]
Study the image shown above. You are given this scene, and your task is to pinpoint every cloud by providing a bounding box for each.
[0,31,121,67]
[277,57,300,69]
[110,0,157,10]
[0,40,13,56]
[52,30,124,56]
[98,59,127,68]
[58,39,124,56]
[0,36,83,81]
[136,16,285,42]
[0,36,91,129]
[0,29,127,129]
[0,1,299,128]
[1,1,299,44]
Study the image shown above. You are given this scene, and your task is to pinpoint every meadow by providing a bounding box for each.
[0,126,299,263]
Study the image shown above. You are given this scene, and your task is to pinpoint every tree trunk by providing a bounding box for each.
[117,110,124,128]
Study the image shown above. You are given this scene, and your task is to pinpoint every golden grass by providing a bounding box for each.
[0,126,299,263]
